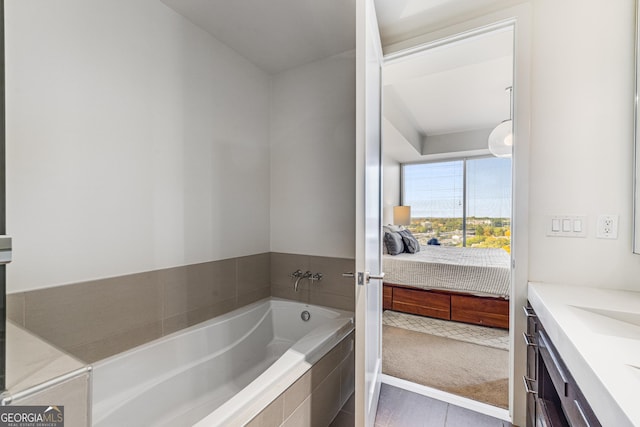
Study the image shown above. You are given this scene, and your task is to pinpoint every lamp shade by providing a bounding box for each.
[488,119,512,158]
[393,206,411,226]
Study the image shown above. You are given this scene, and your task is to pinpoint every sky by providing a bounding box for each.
[404,157,512,218]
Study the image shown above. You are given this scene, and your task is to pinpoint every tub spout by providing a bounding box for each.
[294,271,312,292]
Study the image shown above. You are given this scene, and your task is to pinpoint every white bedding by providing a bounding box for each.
[383,246,511,298]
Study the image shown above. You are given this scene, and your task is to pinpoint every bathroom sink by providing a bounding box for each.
[571,306,640,327]
[627,365,640,384]
[569,306,640,340]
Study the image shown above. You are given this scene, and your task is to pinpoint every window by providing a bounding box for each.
[402,157,511,252]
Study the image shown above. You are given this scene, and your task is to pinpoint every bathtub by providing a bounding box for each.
[91,298,354,426]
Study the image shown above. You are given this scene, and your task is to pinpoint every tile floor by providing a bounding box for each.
[374,384,512,427]
[382,310,509,350]
[329,385,512,427]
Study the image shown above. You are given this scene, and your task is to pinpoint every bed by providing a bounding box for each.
[383,245,511,329]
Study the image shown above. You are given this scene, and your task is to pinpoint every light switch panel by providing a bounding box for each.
[546,215,587,238]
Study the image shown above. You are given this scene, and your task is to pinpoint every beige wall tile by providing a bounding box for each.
[209,297,240,318]
[68,321,162,363]
[237,253,270,295]
[310,341,344,391]
[237,287,270,307]
[307,256,355,298]
[211,258,238,300]
[308,292,354,312]
[283,369,312,418]
[162,259,237,319]
[310,366,342,427]
[246,394,284,427]
[339,351,355,407]
[16,254,265,363]
[272,253,355,311]
[23,271,163,352]
[162,265,214,317]
[270,253,309,288]
[162,296,236,336]
[13,373,89,427]
[329,410,354,427]
[271,284,309,304]
[341,393,355,415]
[6,292,25,326]
[282,394,312,427]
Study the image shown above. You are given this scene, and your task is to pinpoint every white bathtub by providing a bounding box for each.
[91,298,354,426]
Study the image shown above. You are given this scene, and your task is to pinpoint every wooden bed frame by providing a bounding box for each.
[383,282,509,329]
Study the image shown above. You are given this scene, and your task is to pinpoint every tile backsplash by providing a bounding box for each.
[7,253,270,363]
[270,252,355,312]
[6,252,354,364]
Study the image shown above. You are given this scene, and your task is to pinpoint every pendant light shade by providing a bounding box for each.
[488,119,512,158]
[488,86,513,158]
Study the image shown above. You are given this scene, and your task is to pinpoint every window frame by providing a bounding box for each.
[400,154,510,247]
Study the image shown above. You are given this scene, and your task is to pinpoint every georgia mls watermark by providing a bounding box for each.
[0,406,64,427]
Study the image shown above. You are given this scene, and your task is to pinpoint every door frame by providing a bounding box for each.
[378,4,532,426]
[355,0,384,425]
[1,0,6,392]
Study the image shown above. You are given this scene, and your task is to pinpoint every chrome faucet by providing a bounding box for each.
[290,270,321,292]
[290,270,310,292]
[296,271,312,291]
[310,272,323,282]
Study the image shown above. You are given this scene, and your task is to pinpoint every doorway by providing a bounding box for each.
[379,23,515,419]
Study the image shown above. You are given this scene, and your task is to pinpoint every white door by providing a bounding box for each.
[354,0,383,425]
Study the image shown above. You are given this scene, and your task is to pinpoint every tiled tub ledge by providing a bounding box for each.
[3,322,91,426]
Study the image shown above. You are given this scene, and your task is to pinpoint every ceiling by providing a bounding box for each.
[160,0,515,162]
[374,0,524,47]
[385,27,513,136]
[383,27,513,163]
[160,0,521,75]
[160,0,356,74]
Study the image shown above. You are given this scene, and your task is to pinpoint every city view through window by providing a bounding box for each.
[403,157,512,253]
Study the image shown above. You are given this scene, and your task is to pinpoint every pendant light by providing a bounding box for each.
[488,87,513,158]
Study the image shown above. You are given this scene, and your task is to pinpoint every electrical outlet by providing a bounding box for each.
[596,215,619,239]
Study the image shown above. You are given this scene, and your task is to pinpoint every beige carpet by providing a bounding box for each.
[382,325,509,409]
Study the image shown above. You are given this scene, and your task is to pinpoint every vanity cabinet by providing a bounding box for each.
[524,304,601,427]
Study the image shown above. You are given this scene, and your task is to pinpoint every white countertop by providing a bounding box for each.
[528,282,640,427]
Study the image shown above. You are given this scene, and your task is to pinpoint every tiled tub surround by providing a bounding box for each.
[3,322,90,427]
[7,253,271,363]
[93,299,353,426]
[247,331,355,427]
[5,252,354,367]
[270,253,355,312]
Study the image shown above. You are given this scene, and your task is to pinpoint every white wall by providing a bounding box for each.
[6,0,271,292]
[270,52,356,258]
[382,154,401,225]
[528,0,640,290]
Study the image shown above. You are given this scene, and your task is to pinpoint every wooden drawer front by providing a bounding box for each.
[383,286,393,310]
[451,294,509,329]
[392,288,450,320]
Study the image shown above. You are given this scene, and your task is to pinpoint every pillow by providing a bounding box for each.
[383,224,405,234]
[399,229,420,254]
[384,232,405,255]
